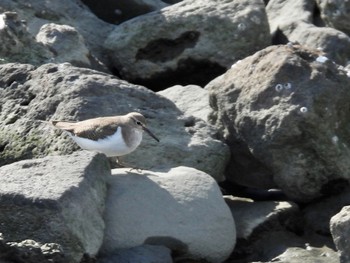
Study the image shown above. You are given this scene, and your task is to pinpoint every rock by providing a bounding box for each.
[158,85,210,121]
[0,0,114,66]
[331,206,350,263]
[268,245,339,263]
[0,62,229,181]
[0,236,66,263]
[104,0,270,89]
[316,0,350,36]
[97,244,172,263]
[100,166,236,263]
[206,45,350,201]
[303,187,350,235]
[266,0,350,65]
[35,23,96,68]
[0,151,109,262]
[81,0,168,24]
[0,12,52,65]
[224,196,299,240]
[246,231,339,263]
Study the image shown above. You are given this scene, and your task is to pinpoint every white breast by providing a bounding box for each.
[68,127,143,157]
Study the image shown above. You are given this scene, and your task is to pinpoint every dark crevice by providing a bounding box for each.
[184,117,195,127]
[19,92,36,106]
[136,31,200,63]
[313,3,325,27]
[130,58,226,91]
[272,28,289,45]
[81,0,154,24]
[219,180,288,201]
[0,142,8,152]
[321,178,349,196]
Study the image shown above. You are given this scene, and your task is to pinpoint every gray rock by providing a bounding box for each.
[0,151,109,262]
[101,166,236,263]
[36,23,95,68]
[331,206,350,263]
[207,45,350,201]
[97,244,172,263]
[158,85,210,121]
[0,62,229,181]
[268,245,339,263]
[224,196,299,240]
[266,0,350,65]
[248,231,339,263]
[0,12,52,65]
[316,0,350,36]
[0,0,114,66]
[104,0,270,89]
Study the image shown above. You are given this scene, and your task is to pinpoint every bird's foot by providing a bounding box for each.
[112,157,143,172]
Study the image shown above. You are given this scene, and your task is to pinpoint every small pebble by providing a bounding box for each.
[316,56,329,63]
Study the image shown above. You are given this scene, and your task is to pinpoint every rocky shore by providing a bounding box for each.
[0,0,350,262]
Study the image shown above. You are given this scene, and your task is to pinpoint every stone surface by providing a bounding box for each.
[316,0,350,36]
[158,85,210,121]
[0,236,66,263]
[266,0,350,65]
[207,45,350,202]
[0,0,114,66]
[0,151,109,262]
[101,166,236,263]
[97,244,172,263]
[0,12,52,65]
[224,196,299,240]
[303,187,350,235]
[104,0,270,89]
[36,23,92,67]
[331,206,350,263]
[0,62,229,181]
[245,231,338,263]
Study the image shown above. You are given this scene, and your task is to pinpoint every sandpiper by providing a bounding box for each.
[48,112,159,158]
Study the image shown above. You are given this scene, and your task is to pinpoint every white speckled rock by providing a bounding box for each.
[101,166,236,263]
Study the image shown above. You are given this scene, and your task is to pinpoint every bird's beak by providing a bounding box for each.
[142,126,160,142]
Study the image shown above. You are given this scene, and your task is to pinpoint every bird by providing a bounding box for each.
[45,112,159,159]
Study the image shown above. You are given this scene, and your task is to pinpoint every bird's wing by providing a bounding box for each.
[74,122,120,141]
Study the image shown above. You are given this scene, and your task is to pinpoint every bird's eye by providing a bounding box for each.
[136,121,142,126]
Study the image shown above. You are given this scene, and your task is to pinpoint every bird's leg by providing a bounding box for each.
[113,157,142,172]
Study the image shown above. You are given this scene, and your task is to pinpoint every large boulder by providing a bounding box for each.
[0,151,109,262]
[207,44,350,202]
[0,62,229,181]
[266,0,350,65]
[104,0,270,89]
[101,166,236,263]
[331,206,350,263]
